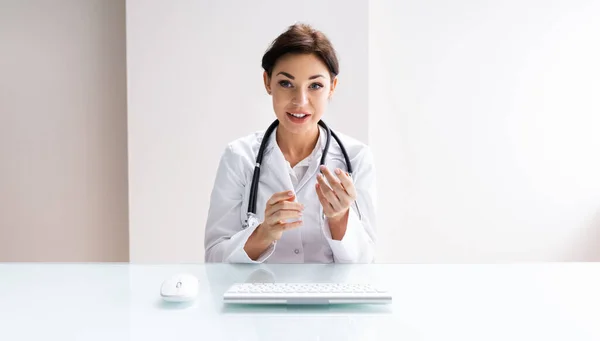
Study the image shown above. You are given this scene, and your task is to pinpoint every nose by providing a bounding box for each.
[292,88,308,106]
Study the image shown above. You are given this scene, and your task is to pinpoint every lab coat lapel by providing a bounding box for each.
[262,128,296,193]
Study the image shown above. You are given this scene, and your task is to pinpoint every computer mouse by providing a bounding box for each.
[160,273,199,302]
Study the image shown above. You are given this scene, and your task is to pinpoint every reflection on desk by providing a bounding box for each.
[0,263,599,340]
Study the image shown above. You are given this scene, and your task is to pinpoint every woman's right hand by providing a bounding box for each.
[244,190,303,260]
[257,190,304,242]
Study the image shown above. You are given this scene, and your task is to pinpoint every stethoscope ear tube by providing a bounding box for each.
[248,120,279,215]
[319,120,331,169]
[330,128,353,175]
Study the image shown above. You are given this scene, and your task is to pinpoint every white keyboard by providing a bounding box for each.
[223,282,392,305]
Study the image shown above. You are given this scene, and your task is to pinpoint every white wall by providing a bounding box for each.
[126,0,369,262]
[0,0,129,262]
[370,0,600,262]
[127,0,600,263]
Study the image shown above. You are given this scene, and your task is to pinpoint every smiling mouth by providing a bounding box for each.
[287,112,310,118]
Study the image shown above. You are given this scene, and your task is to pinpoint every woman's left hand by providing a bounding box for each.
[315,165,357,221]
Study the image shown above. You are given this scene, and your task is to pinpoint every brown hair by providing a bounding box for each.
[261,23,339,82]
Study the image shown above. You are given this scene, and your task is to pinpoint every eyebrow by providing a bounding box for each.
[276,72,325,80]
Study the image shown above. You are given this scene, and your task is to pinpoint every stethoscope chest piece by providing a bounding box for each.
[242,212,259,230]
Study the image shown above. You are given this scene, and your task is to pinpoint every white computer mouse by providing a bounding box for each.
[160,273,199,302]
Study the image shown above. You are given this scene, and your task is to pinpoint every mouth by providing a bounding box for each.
[286,112,311,123]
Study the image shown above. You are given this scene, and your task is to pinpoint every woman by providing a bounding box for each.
[204,23,377,263]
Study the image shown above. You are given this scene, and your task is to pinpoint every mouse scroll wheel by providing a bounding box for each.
[176,281,182,289]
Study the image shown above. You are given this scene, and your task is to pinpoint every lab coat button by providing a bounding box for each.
[294,249,300,254]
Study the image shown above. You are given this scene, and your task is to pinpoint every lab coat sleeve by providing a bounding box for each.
[204,144,276,263]
[322,145,377,263]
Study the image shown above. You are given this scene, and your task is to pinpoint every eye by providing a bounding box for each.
[310,83,324,90]
[278,80,292,88]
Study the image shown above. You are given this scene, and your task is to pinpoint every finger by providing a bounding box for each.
[280,220,303,230]
[317,174,343,211]
[265,201,304,217]
[316,182,336,216]
[319,165,348,198]
[316,183,334,216]
[269,210,303,225]
[327,169,353,208]
[334,168,357,199]
[265,207,302,219]
[275,200,305,212]
[267,190,296,206]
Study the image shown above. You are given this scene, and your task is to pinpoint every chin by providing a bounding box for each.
[281,123,309,134]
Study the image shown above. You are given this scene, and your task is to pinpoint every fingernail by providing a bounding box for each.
[335,168,341,174]
[320,165,326,170]
[288,191,294,196]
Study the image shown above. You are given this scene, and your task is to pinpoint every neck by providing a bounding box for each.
[276,124,320,164]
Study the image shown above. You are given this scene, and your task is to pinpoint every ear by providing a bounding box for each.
[328,76,338,99]
[263,71,272,95]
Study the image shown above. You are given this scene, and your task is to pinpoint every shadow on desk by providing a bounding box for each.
[220,302,393,315]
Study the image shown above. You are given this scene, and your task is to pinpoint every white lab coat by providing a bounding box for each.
[204,125,377,263]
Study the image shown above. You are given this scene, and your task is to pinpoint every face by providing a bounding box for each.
[263,53,337,135]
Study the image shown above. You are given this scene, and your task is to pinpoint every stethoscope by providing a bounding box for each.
[242,119,353,229]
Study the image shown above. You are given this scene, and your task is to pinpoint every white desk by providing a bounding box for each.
[1,263,599,340]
